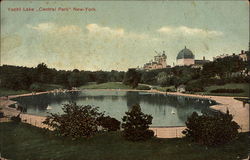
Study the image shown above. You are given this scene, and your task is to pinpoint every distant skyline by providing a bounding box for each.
[1,0,249,71]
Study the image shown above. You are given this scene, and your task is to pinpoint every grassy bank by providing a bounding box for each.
[79,82,150,90]
[0,88,29,97]
[154,86,176,92]
[0,122,249,160]
[203,83,249,97]
[0,84,64,97]
[79,82,132,89]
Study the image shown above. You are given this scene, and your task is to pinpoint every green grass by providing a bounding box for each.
[79,82,133,89]
[0,88,29,97]
[202,83,249,97]
[154,86,176,92]
[40,83,64,91]
[0,84,63,97]
[1,122,249,160]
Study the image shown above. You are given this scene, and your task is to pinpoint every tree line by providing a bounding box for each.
[124,55,249,92]
[0,63,124,91]
[0,55,249,92]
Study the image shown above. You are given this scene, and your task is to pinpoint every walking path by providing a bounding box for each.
[0,89,249,138]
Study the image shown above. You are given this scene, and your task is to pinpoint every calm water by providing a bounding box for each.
[13,90,217,126]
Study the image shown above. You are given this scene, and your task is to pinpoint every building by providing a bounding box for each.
[143,51,168,70]
[213,44,250,62]
[213,54,231,61]
[193,56,211,68]
[238,50,249,62]
[176,46,210,67]
[176,46,195,66]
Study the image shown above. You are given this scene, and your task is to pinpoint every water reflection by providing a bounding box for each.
[13,90,217,126]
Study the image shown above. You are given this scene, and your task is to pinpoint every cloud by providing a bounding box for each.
[86,23,124,36]
[27,23,55,32]
[1,35,22,53]
[27,23,153,41]
[157,26,223,37]
[27,23,82,34]
[86,23,155,40]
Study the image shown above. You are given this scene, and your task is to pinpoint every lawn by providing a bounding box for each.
[0,122,249,160]
[203,83,249,97]
[79,82,133,89]
[0,88,29,97]
[0,84,64,97]
[40,83,64,91]
[153,86,176,92]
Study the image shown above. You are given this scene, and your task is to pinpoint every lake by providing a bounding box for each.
[13,90,217,126]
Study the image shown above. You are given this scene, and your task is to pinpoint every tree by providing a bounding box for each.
[185,80,204,92]
[123,69,141,88]
[67,71,88,87]
[122,104,154,141]
[43,103,103,139]
[156,72,168,86]
[95,71,108,84]
[36,63,50,83]
[182,111,240,146]
[140,70,159,85]
[97,116,121,131]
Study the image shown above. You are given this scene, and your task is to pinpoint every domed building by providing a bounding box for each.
[176,46,195,66]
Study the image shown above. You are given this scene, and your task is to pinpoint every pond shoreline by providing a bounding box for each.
[0,89,249,138]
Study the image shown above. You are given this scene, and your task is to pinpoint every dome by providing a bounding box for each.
[176,46,194,59]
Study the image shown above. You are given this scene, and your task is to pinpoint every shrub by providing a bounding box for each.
[182,111,240,146]
[122,104,154,141]
[97,116,121,131]
[43,103,103,139]
[0,112,4,118]
[136,85,151,90]
[210,88,244,93]
[10,114,21,122]
[166,88,175,92]
[185,80,204,92]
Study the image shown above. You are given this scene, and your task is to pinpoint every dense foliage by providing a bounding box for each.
[123,69,141,88]
[122,104,154,141]
[0,63,125,91]
[43,103,104,138]
[0,54,248,92]
[182,111,240,146]
[97,116,121,131]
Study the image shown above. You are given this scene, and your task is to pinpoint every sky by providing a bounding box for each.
[1,0,249,71]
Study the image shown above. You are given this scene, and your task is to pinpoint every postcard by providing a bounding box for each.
[0,0,249,159]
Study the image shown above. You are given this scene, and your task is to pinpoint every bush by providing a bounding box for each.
[97,116,121,131]
[166,88,175,92]
[210,88,244,93]
[43,103,103,139]
[0,112,4,118]
[185,80,204,92]
[122,104,154,141]
[136,85,151,90]
[10,114,21,122]
[182,111,240,146]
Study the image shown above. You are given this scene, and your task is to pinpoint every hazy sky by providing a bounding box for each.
[1,0,249,71]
